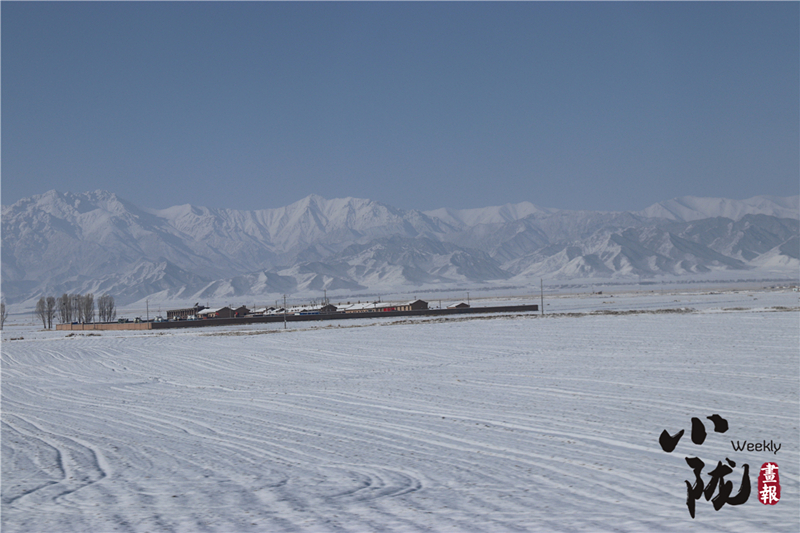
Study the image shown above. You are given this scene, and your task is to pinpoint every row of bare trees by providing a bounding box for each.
[35,297,58,329]
[57,293,94,324]
[34,293,115,329]
[97,294,117,323]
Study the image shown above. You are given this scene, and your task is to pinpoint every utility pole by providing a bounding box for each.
[540,279,544,315]
[146,299,149,322]
[324,289,327,306]
[283,294,287,330]
[467,292,470,306]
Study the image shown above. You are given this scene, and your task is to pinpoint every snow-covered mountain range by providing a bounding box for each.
[2,190,798,306]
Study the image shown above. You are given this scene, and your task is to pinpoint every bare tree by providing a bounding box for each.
[97,294,106,322]
[71,294,83,323]
[35,297,47,328]
[81,293,95,324]
[45,296,56,329]
[1,301,7,330]
[97,294,116,323]
[58,293,72,323]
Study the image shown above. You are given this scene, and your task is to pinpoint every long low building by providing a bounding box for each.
[197,306,250,319]
[167,304,206,320]
[58,303,538,330]
[340,300,428,313]
[395,300,428,311]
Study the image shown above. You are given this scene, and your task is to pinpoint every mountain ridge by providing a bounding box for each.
[2,190,797,307]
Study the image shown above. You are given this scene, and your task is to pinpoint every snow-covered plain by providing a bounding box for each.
[2,290,798,532]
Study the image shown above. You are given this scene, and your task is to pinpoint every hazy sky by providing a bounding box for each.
[3,2,798,212]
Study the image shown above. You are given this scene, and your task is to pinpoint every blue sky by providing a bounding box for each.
[2,2,798,212]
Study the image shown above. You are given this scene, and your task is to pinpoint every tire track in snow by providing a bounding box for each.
[2,414,110,509]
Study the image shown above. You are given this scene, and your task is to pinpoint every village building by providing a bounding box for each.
[167,304,206,320]
[341,302,379,313]
[286,304,339,315]
[395,300,429,311]
[340,300,428,313]
[447,302,470,309]
[197,305,250,319]
[198,307,231,319]
[247,307,277,316]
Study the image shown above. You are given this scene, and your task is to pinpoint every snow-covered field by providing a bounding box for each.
[2,289,798,532]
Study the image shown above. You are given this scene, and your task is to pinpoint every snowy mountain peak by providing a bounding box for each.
[424,201,552,227]
[3,189,143,222]
[638,195,799,222]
